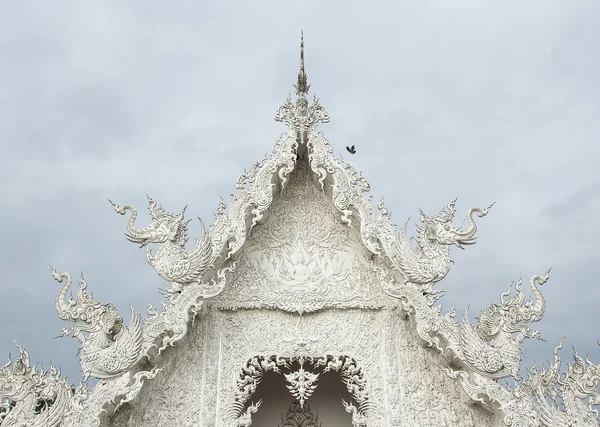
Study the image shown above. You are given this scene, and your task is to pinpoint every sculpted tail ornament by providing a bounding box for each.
[51,267,143,380]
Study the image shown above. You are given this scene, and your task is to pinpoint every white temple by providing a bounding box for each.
[2,34,600,427]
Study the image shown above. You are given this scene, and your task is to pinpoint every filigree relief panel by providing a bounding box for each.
[379,308,402,426]
[215,308,387,426]
[107,311,209,427]
[392,313,501,427]
[212,158,392,313]
[105,306,503,427]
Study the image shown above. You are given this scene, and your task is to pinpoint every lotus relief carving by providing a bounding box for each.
[250,241,346,293]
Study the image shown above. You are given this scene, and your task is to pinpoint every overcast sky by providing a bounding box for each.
[1,1,598,385]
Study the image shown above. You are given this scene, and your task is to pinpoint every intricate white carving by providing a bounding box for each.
[314,355,378,425]
[233,399,262,427]
[390,199,494,295]
[459,270,550,379]
[224,353,378,427]
[213,154,392,314]
[225,355,287,425]
[505,340,600,426]
[284,366,319,408]
[275,33,329,139]
[51,268,143,381]
[0,344,72,427]
[109,196,214,294]
[342,399,370,427]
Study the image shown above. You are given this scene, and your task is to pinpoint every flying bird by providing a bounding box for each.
[346,145,356,154]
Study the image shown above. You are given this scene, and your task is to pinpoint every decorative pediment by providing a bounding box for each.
[211,151,394,313]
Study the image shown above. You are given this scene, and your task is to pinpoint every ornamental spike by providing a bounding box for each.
[294,30,310,97]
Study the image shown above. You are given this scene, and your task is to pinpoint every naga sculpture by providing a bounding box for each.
[459,270,550,378]
[51,267,143,380]
[384,199,493,295]
[109,196,213,292]
[0,344,72,427]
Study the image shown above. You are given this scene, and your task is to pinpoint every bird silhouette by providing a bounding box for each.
[346,145,356,154]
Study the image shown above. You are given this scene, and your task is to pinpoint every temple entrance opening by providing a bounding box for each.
[248,363,354,426]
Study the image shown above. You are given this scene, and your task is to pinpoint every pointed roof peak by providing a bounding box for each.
[294,30,310,97]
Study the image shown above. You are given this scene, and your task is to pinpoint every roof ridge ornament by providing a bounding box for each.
[275,32,330,140]
[294,31,310,97]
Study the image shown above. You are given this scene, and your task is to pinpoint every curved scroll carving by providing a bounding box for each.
[233,399,263,427]
[342,399,373,427]
[51,267,143,380]
[0,344,72,427]
[225,355,288,425]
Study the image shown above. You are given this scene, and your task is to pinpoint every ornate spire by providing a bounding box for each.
[294,31,310,97]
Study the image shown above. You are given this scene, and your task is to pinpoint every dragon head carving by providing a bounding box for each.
[110,196,215,290]
[561,345,600,414]
[51,267,143,380]
[110,195,190,247]
[388,199,493,296]
[476,270,550,343]
[418,199,493,250]
[458,271,550,379]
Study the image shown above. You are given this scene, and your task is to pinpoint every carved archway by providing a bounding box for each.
[225,355,378,427]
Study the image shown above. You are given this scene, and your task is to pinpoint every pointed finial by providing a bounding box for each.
[294,31,310,96]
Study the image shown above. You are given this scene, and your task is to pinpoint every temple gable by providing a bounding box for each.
[212,153,392,313]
